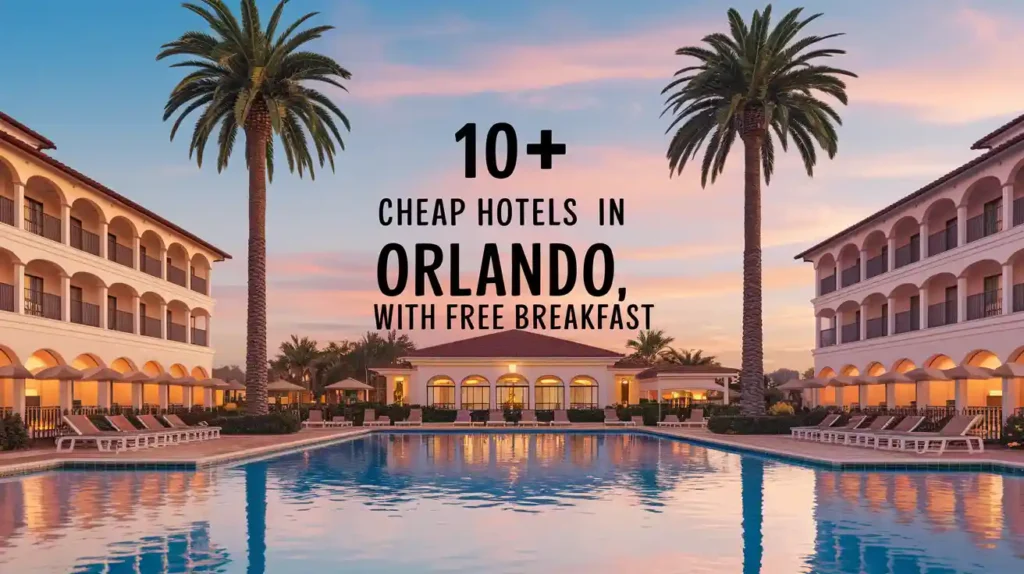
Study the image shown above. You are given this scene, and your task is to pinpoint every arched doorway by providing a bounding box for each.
[426,376,455,409]
[534,376,564,410]
[570,376,599,409]
[495,374,528,409]
[460,376,489,410]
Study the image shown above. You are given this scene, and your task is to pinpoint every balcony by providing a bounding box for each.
[927,226,956,257]
[0,282,13,312]
[1015,283,1024,313]
[70,300,101,327]
[927,300,957,328]
[141,254,162,278]
[167,264,187,287]
[110,310,134,333]
[25,211,62,243]
[840,322,860,343]
[70,225,101,256]
[190,274,207,295]
[840,264,860,288]
[893,309,919,334]
[966,214,1000,243]
[24,290,61,320]
[865,254,887,279]
[819,274,837,296]
[819,327,836,348]
[965,290,1001,321]
[108,241,133,268]
[0,196,13,226]
[865,316,887,339]
[894,243,919,269]
[141,316,162,338]
[168,321,187,343]
[191,327,208,346]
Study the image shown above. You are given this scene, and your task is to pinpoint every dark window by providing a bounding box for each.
[70,286,83,302]
[107,295,117,329]
[983,198,1003,232]
[945,286,957,303]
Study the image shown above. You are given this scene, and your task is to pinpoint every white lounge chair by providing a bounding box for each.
[163,414,222,440]
[56,415,146,453]
[550,410,572,426]
[862,416,925,449]
[658,414,683,427]
[395,408,423,427]
[302,409,329,429]
[328,414,353,427]
[362,409,391,427]
[137,414,197,443]
[453,409,474,426]
[485,410,507,427]
[679,408,707,429]
[518,410,543,426]
[825,415,894,446]
[790,413,841,440]
[818,415,867,443]
[890,415,985,455]
[106,414,174,447]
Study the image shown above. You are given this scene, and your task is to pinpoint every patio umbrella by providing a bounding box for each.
[827,375,857,387]
[79,366,124,382]
[267,380,306,392]
[852,375,881,385]
[147,372,175,384]
[324,378,373,391]
[876,371,914,384]
[904,367,952,382]
[119,370,153,383]
[198,378,229,388]
[33,365,83,380]
[0,364,34,379]
[992,363,1024,378]
[224,380,247,391]
[777,379,818,391]
[170,376,199,386]
[942,365,996,380]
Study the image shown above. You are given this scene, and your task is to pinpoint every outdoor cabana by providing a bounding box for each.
[266,380,310,405]
[324,378,373,404]
[635,365,740,406]
[222,379,247,404]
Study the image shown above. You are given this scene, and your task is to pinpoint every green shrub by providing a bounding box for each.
[708,415,807,434]
[208,412,301,435]
[1003,415,1024,449]
[768,402,795,416]
[0,414,30,450]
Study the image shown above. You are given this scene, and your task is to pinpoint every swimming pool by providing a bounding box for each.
[0,432,1021,573]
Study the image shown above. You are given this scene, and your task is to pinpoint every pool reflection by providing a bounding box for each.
[0,433,1021,573]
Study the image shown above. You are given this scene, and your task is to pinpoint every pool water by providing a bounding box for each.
[0,432,1022,573]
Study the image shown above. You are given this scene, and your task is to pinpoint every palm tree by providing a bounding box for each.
[272,334,320,389]
[626,329,675,363]
[159,0,351,415]
[660,348,720,366]
[662,5,854,415]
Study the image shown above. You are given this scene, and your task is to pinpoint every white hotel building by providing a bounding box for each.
[0,112,230,434]
[796,115,1024,424]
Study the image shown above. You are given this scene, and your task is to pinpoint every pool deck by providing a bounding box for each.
[0,424,1021,478]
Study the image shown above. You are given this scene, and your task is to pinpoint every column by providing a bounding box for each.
[957,276,967,322]
[919,285,929,329]
[954,379,967,411]
[835,384,845,409]
[858,385,869,408]
[206,316,213,347]
[183,386,194,408]
[1003,264,1012,315]
[204,387,214,408]
[59,381,73,411]
[957,204,967,246]
[97,381,111,410]
[185,314,192,344]
[1003,182,1013,231]
[859,248,868,281]
[60,203,71,244]
[13,183,25,230]
[60,274,70,322]
[1003,377,1019,424]
[916,381,931,408]
[489,378,496,409]
[12,262,25,315]
[886,236,896,271]
[131,383,143,410]
[919,220,929,260]
[158,385,170,410]
[563,380,572,410]
[159,247,167,279]
[132,235,141,270]
[159,301,168,338]
[885,383,896,409]
[12,379,26,416]
[99,220,109,260]
[455,381,462,409]
[723,379,730,405]
[859,304,868,340]
[815,263,821,297]
[886,297,896,335]
[98,285,108,329]
[835,310,845,344]
[131,294,140,334]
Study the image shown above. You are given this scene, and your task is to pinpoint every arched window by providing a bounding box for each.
[460,376,490,410]
[570,376,599,409]
[426,377,456,409]
[495,374,528,409]
[534,376,564,410]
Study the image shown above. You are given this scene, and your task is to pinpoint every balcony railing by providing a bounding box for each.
[190,275,208,295]
[0,282,14,312]
[893,309,918,334]
[840,264,860,288]
[927,227,956,257]
[819,274,837,296]
[168,321,187,343]
[70,300,101,327]
[110,309,134,333]
[1015,198,1024,227]
[70,226,101,256]
[927,301,957,328]
[25,290,61,320]
[141,254,162,278]
[1015,283,1024,313]
[840,322,860,343]
[894,243,918,269]
[141,316,162,338]
[865,316,886,339]
[167,264,187,287]
[0,196,13,226]
[966,214,1000,243]
[25,211,62,243]
[191,327,208,346]
[819,327,836,347]
[865,254,887,279]
[108,242,133,268]
[966,290,1001,321]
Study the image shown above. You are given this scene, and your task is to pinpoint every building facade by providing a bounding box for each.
[795,115,1024,420]
[374,330,735,409]
[0,112,230,429]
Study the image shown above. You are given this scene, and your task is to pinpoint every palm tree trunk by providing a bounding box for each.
[740,457,764,574]
[244,104,271,416]
[245,463,267,574]
[740,113,766,416]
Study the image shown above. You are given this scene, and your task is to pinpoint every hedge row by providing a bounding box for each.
[708,410,832,435]
[0,414,30,450]
[1004,415,1024,449]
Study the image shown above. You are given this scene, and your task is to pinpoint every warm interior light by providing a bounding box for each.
[508,364,516,373]
[988,390,1003,397]
[621,380,628,385]
[25,389,39,397]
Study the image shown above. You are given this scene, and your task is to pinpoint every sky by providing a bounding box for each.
[2,0,1024,371]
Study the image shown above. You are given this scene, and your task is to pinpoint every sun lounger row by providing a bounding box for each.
[302,409,354,428]
[656,409,707,428]
[343,407,703,428]
[790,413,984,454]
[57,414,221,453]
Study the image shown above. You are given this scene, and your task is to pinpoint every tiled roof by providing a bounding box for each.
[971,112,1024,150]
[0,130,231,260]
[636,364,740,379]
[793,130,1024,261]
[0,111,56,150]
[405,330,623,359]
